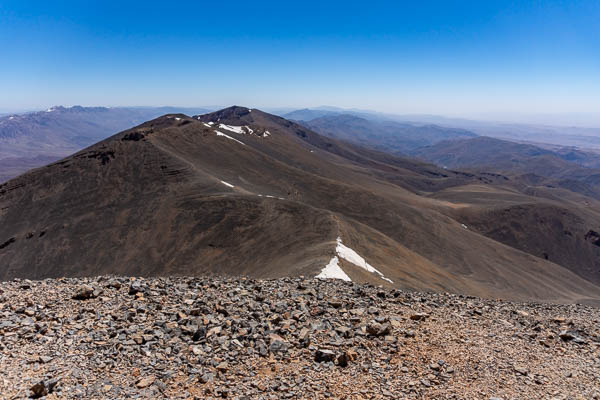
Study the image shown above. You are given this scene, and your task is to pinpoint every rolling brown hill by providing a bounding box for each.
[414,136,600,190]
[414,136,600,283]
[0,105,210,182]
[1,107,600,304]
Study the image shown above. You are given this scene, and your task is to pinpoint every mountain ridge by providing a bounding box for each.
[1,107,600,304]
[0,105,211,182]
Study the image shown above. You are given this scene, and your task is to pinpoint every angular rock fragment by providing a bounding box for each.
[72,285,97,300]
[136,376,155,388]
[30,381,48,398]
[366,321,391,336]
[410,313,429,321]
[314,349,336,363]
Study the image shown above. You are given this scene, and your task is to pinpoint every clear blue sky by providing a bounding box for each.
[0,0,598,121]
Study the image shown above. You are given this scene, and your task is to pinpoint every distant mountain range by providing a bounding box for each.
[0,106,210,181]
[283,107,600,149]
[414,136,600,195]
[2,107,600,304]
[295,113,477,154]
[415,136,600,169]
[3,105,600,184]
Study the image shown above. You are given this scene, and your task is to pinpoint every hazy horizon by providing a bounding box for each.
[2,103,600,129]
[1,1,599,126]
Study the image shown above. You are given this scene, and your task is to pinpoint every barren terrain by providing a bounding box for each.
[2,107,600,304]
[1,276,598,399]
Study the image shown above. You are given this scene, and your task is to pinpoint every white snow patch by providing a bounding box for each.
[336,238,393,283]
[203,122,211,127]
[214,123,272,138]
[208,121,215,125]
[219,124,246,134]
[317,237,393,283]
[218,124,263,136]
[461,224,468,229]
[46,107,55,112]
[316,256,352,281]
[220,180,234,188]
[175,117,181,121]
[215,130,246,146]
[9,116,15,120]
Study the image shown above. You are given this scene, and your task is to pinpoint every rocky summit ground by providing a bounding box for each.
[0,277,599,399]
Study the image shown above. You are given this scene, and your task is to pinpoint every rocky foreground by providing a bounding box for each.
[0,277,599,399]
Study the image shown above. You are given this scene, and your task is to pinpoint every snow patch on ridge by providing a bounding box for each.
[220,181,234,188]
[336,238,393,283]
[316,237,393,284]
[215,131,246,146]
[216,123,271,138]
[219,124,246,134]
[315,256,352,281]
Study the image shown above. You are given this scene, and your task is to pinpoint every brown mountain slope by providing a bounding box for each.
[414,136,600,199]
[1,107,600,304]
[411,136,600,280]
[456,203,600,283]
[0,106,211,182]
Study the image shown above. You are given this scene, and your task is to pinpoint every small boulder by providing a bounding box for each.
[514,365,529,376]
[328,299,343,308]
[136,376,155,389]
[192,327,206,342]
[366,321,391,337]
[30,379,58,397]
[72,285,98,300]
[336,351,349,367]
[216,362,228,372]
[30,382,48,398]
[559,330,586,344]
[410,313,429,321]
[337,349,358,367]
[129,281,143,295]
[314,349,336,363]
[200,373,214,384]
